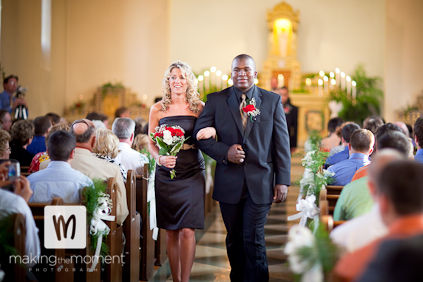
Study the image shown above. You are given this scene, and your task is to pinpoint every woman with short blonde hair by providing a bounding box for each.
[0,129,11,159]
[93,128,127,182]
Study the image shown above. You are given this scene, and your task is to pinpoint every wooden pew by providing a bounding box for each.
[324,185,344,215]
[0,213,27,282]
[320,195,346,232]
[29,197,75,281]
[135,165,155,281]
[20,165,30,177]
[320,215,347,232]
[105,177,123,282]
[123,170,141,282]
[155,229,167,266]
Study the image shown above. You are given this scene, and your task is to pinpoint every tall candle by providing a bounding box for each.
[346,76,352,96]
[204,71,210,93]
[335,68,340,88]
[352,81,357,101]
[198,75,204,95]
[318,79,323,96]
[340,72,346,90]
[277,74,284,88]
[323,76,329,94]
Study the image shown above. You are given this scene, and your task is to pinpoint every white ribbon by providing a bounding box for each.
[288,195,320,227]
[147,165,159,240]
[88,193,115,272]
[0,269,4,282]
[205,164,213,194]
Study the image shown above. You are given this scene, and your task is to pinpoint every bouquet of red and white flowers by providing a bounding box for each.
[150,124,189,179]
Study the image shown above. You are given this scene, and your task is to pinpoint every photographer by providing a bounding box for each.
[0,75,28,118]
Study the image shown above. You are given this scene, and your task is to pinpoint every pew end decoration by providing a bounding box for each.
[83,179,115,271]
[288,131,333,229]
[285,223,340,282]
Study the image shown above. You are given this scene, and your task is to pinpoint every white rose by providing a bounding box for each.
[163,130,173,145]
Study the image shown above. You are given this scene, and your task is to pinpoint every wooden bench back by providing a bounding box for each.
[0,213,27,282]
[123,170,140,282]
[325,185,344,215]
[320,215,347,232]
[135,165,155,281]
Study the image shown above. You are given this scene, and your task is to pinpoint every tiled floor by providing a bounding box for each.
[152,153,304,281]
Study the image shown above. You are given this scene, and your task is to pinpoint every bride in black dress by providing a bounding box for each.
[148,61,215,282]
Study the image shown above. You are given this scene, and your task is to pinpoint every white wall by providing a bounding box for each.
[384,0,423,121]
[1,0,170,117]
[170,0,386,78]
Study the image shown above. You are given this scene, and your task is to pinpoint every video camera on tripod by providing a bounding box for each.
[13,85,28,120]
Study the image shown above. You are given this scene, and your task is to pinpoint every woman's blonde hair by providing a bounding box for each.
[132,133,149,152]
[93,128,119,159]
[161,60,201,113]
[0,129,10,157]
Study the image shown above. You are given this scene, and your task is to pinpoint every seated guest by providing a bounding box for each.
[0,130,10,159]
[45,112,61,126]
[29,122,70,173]
[112,118,148,175]
[363,116,384,135]
[70,119,128,224]
[10,120,34,166]
[331,149,405,252]
[132,134,149,152]
[321,117,344,152]
[0,166,40,266]
[114,107,130,118]
[351,123,407,181]
[325,122,360,167]
[27,116,52,155]
[93,128,127,182]
[334,131,411,221]
[414,117,423,163]
[359,233,423,282]
[28,130,93,203]
[328,129,374,186]
[86,112,109,128]
[0,110,12,132]
[335,160,423,281]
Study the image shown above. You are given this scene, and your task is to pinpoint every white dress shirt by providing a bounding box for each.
[28,161,93,204]
[330,204,388,253]
[115,142,148,175]
[0,189,40,266]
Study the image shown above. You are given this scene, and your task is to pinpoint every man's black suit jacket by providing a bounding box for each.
[193,86,291,205]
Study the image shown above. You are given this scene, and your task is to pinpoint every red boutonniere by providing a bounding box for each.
[242,98,260,121]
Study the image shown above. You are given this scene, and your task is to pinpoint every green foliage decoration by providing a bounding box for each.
[329,65,383,124]
[83,179,109,257]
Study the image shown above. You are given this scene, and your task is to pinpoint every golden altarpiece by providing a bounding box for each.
[260,2,330,146]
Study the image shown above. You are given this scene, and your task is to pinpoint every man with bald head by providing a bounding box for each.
[194,54,291,281]
[70,119,128,224]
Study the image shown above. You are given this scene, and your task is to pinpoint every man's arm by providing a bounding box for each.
[193,96,230,164]
[272,95,291,185]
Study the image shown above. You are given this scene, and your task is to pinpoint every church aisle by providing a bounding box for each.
[151,153,303,281]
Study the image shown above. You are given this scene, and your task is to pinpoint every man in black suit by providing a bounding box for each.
[194,54,291,281]
[276,87,298,152]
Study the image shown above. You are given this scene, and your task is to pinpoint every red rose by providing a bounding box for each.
[243,104,256,112]
[174,129,184,137]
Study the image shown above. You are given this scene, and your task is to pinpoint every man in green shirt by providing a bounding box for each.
[333,176,373,220]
